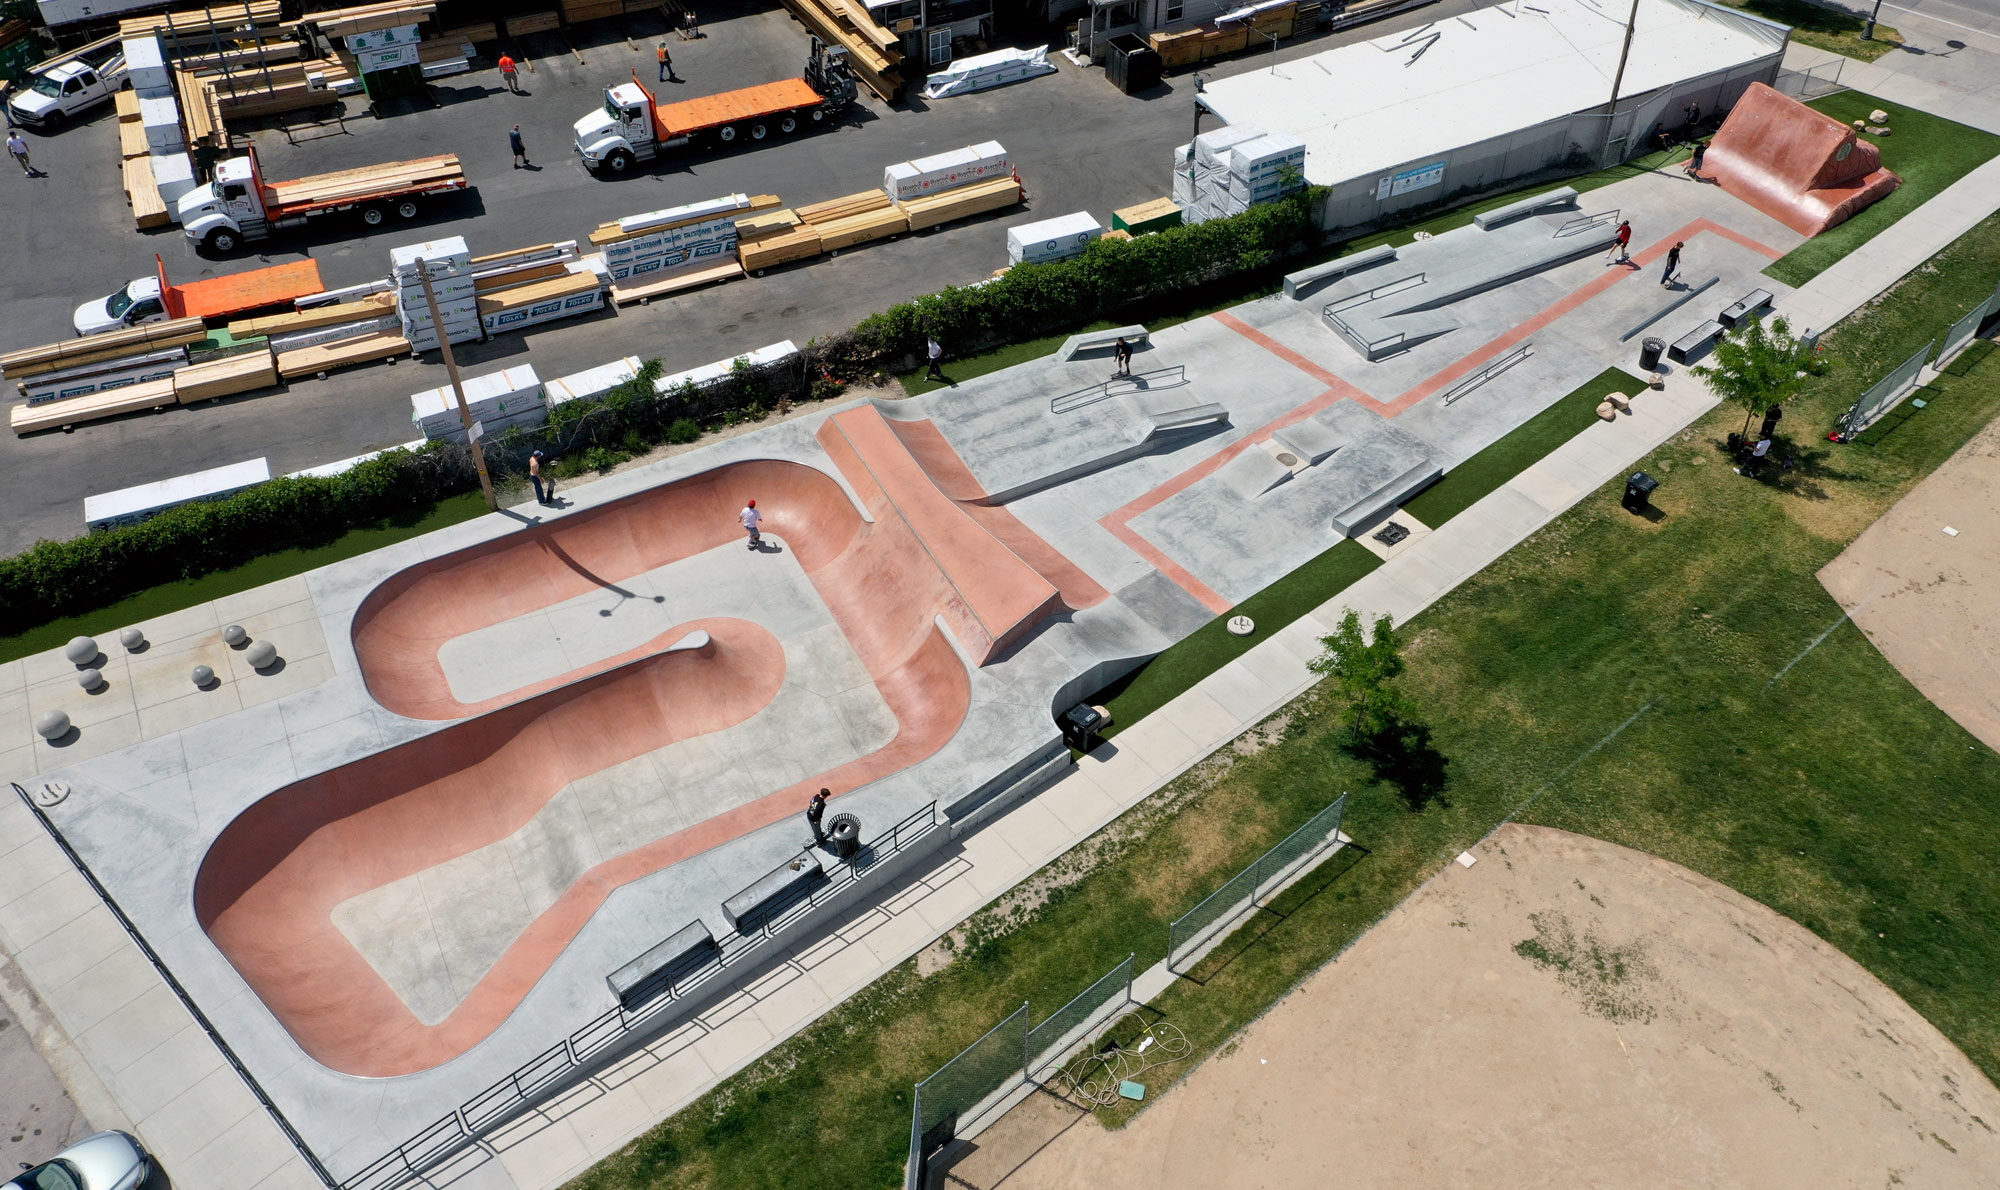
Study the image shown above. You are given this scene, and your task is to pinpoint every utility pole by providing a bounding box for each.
[1188,72,1208,162]
[1605,0,1640,118]
[418,261,497,512]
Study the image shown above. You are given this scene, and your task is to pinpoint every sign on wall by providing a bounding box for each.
[1375,160,1448,200]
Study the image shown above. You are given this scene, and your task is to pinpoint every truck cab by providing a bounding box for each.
[73,276,167,337]
[9,54,125,129]
[179,155,269,254]
[572,82,658,175]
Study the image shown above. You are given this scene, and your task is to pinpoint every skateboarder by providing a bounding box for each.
[1660,241,1683,288]
[740,498,762,547]
[1113,337,1133,378]
[1606,220,1632,265]
[1683,140,1708,180]
[806,788,829,844]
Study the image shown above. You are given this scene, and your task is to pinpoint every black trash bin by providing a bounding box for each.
[827,813,862,859]
[1061,702,1105,752]
[1639,336,1666,372]
[1622,472,1659,514]
[1105,34,1161,95]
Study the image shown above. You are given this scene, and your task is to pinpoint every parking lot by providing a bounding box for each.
[0,0,1481,555]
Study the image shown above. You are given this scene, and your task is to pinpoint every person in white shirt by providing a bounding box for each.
[740,499,762,548]
[925,337,945,382]
[7,132,32,176]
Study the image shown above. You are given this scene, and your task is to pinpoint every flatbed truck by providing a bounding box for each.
[573,37,856,176]
[178,144,469,254]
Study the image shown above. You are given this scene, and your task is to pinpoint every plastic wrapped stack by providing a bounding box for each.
[1006,211,1104,265]
[409,363,545,441]
[919,48,1055,99]
[600,195,747,283]
[122,35,172,98]
[883,141,1011,202]
[1173,125,1305,223]
[390,236,481,352]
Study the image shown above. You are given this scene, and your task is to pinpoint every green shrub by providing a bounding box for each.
[665,418,701,444]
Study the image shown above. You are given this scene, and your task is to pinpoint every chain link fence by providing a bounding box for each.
[1027,954,1136,1080]
[1774,58,1845,100]
[1167,793,1349,972]
[1937,288,1999,371]
[1837,340,1934,438]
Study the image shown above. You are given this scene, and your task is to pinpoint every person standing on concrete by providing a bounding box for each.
[925,337,945,382]
[740,498,762,548]
[509,124,529,168]
[7,131,32,177]
[1684,141,1707,180]
[529,450,550,505]
[1606,220,1632,265]
[1113,337,1133,378]
[498,53,520,93]
[657,42,677,82]
[1659,241,1683,288]
[806,787,829,844]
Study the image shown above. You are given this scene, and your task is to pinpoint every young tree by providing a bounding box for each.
[1691,315,1825,437]
[1308,611,1416,742]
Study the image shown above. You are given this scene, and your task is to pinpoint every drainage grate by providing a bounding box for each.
[1372,521,1410,546]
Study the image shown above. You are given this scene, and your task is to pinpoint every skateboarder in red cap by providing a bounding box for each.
[740,499,762,548]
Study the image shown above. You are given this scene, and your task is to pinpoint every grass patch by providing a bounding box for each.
[1095,540,1381,738]
[572,214,2000,1190]
[1765,91,2000,288]
[1717,0,1901,60]
[0,492,487,665]
[1401,367,1647,528]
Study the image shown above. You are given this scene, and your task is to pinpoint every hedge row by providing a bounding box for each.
[0,190,1328,636]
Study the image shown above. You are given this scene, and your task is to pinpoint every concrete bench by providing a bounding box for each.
[1142,400,1229,431]
[1718,288,1774,329]
[721,850,826,930]
[1055,325,1149,363]
[1473,186,1580,230]
[606,920,717,1010]
[1668,319,1725,365]
[1282,244,1397,300]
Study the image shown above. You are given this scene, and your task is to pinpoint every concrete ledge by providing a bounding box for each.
[1055,325,1149,362]
[722,852,827,930]
[1719,288,1774,329]
[1472,186,1580,229]
[1140,400,1229,432]
[1669,319,1726,364]
[1282,244,1396,299]
[606,920,717,1010]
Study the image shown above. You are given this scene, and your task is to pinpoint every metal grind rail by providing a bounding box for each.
[1441,343,1534,405]
[1051,364,1188,414]
[346,800,940,1190]
[1554,208,1621,239]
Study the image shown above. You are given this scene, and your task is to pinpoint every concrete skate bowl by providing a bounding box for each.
[1705,82,1900,237]
[195,451,1065,1077]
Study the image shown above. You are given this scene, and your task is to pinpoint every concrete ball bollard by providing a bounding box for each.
[64,636,98,665]
[120,627,146,650]
[35,710,70,740]
[192,664,216,687]
[223,624,249,647]
[77,668,105,691]
[247,640,278,670]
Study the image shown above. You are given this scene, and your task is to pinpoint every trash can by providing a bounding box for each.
[1061,702,1105,752]
[1639,336,1666,372]
[827,813,862,859]
[1622,471,1659,514]
[1104,34,1161,95]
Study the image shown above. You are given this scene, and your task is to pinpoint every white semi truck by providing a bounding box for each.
[177,145,469,254]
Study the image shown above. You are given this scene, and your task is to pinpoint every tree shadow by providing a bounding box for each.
[1345,717,1450,811]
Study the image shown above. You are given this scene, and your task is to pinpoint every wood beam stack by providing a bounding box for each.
[122,156,170,229]
[227,293,395,338]
[173,347,279,403]
[561,0,624,23]
[264,154,462,207]
[736,209,823,272]
[505,11,561,36]
[894,175,1022,230]
[10,380,178,435]
[796,189,907,251]
[1,320,208,384]
[123,1,283,40]
[276,332,410,379]
[291,1,439,37]
[776,0,902,101]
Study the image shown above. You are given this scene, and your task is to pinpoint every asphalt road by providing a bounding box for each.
[0,0,1482,556]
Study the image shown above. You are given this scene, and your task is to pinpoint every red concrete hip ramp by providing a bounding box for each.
[1705,82,1901,237]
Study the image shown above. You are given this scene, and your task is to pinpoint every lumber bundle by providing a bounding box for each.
[115,89,142,122]
[121,156,171,229]
[609,259,742,305]
[476,270,600,315]
[172,39,304,75]
[296,1,439,37]
[795,188,891,225]
[119,119,150,160]
[122,1,283,38]
[474,262,569,293]
[812,206,907,251]
[775,0,901,101]
[586,194,780,245]
[228,293,395,338]
[439,21,497,43]
[173,348,279,403]
[276,332,410,378]
[894,176,1021,230]
[1,319,209,380]
[562,0,623,20]
[10,379,178,436]
[505,11,561,36]
[174,68,220,147]
[738,225,822,271]
[735,208,801,238]
[265,154,462,207]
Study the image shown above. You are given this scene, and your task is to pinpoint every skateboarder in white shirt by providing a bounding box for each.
[740,499,762,548]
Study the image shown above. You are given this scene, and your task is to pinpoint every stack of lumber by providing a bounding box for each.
[276,332,410,379]
[173,347,279,403]
[736,209,823,272]
[476,270,600,317]
[119,120,150,160]
[474,262,568,294]
[2,319,209,387]
[776,0,901,102]
[293,1,439,37]
[585,194,780,246]
[172,39,304,75]
[174,68,223,148]
[228,293,396,338]
[894,175,1021,230]
[561,0,623,22]
[122,0,283,39]
[10,379,178,436]
[121,156,171,229]
[505,11,561,36]
[438,21,497,43]
[115,89,142,122]
[1148,22,1254,66]
[265,154,463,208]
[795,188,906,251]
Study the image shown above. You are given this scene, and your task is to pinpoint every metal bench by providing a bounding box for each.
[1282,244,1397,300]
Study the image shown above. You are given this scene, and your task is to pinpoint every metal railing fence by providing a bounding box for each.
[1166,793,1349,971]
[1837,340,1934,437]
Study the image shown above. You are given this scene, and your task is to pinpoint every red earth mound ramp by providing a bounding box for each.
[1705,83,1900,237]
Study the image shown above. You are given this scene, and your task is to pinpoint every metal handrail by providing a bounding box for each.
[1050,364,1188,414]
[1441,342,1534,405]
[1323,271,1426,315]
[347,800,941,1190]
[1554,208,1620,238]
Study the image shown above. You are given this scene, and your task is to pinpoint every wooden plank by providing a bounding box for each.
[823,0,898,52]
[735,208,802,238]
[228,293,394,338]
[3,321,210,380]
[123,157,170,229]
[122,1,283,38]
[738,227,822,271]
[813,206,907,251]
[505,11,561,35]
[894,176,1020,229]
[474,262,570,293]
[173,348,279,403]
[11,379,178,436]
[439,21,498,42]
[609,260,742,305]
[276,332,410,378]
[119,119,149,159]
[475,270,600,314]
[265,154,463,207]
[115,89,142,122]
[795,188,891,225]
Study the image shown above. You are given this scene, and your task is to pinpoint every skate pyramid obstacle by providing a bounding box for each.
[1702,82,1901,237]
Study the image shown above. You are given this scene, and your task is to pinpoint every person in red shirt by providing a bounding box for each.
[498,54,520,93]
[1606,220,1632,265]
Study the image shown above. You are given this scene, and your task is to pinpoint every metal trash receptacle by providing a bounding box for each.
[1639,337,1666,372]
[1622,471,1659,513]
[1105,34,1161,94]
[827,813,861,858]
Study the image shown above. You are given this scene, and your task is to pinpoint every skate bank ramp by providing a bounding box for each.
[1705,82,1900,237]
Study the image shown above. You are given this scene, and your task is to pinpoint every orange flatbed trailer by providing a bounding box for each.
[157,256,326,321]
[649,77,825,140]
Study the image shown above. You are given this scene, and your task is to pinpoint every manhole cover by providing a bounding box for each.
[1274,452,1300,467]
[1373,521,1411,546]
[1227,615,1255,636]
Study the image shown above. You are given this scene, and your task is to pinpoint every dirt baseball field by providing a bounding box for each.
[939,825,2000,1188]
[1818,412,2000,753]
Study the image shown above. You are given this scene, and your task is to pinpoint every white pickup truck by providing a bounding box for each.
[7,41,125,130]
[73,277,168,337]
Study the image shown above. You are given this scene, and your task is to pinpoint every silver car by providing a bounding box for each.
[6,1131,152,1190]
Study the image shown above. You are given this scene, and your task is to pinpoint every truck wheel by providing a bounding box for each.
[810,106,827,124]
[606,149,634,174]
[362,206,386,226]
[779,114,799,134]
[717,123,739,144]
[396,200,419,219]
[748,120,769,141]
[42,110,65,130]
[202,228,238,254]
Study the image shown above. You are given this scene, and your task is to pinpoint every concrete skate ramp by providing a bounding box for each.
[1705,83,1900,237]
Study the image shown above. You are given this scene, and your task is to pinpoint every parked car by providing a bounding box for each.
[73,277,168,337]
[6,1130,152,1190]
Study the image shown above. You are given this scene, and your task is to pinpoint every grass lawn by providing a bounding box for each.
[567,221,2000,1190]
[1718,0,1902,60]
[1764,91,2000,288]
[0,492,488,665]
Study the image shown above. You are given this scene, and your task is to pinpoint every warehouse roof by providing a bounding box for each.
[1197,0,1788,188]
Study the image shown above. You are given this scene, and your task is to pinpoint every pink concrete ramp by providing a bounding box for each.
[1705,82,1900,237]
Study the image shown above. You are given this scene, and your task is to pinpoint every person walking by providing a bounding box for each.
[1683,140,1707,180]
[1606,220,1632,265]
[528,450,550,505]
[740,498,762,548]
[657,42,677,82]
[1113,336,1133,378]
[1659,241,1683,288]
[509,124,529,168]
[498,53,520,93]
[7,130,32,177]
[806,788,829,844]
[925,337,945,382]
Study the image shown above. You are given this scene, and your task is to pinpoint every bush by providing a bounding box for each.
[665,418,701,444]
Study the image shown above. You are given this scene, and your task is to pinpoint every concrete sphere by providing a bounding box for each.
[64,636,98,664]
[223,624,248,647]
[192,664,216,687]
[246,640,278,670]
[120,627,146,650]
[35,710,70,740]
[77,668,105,691]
